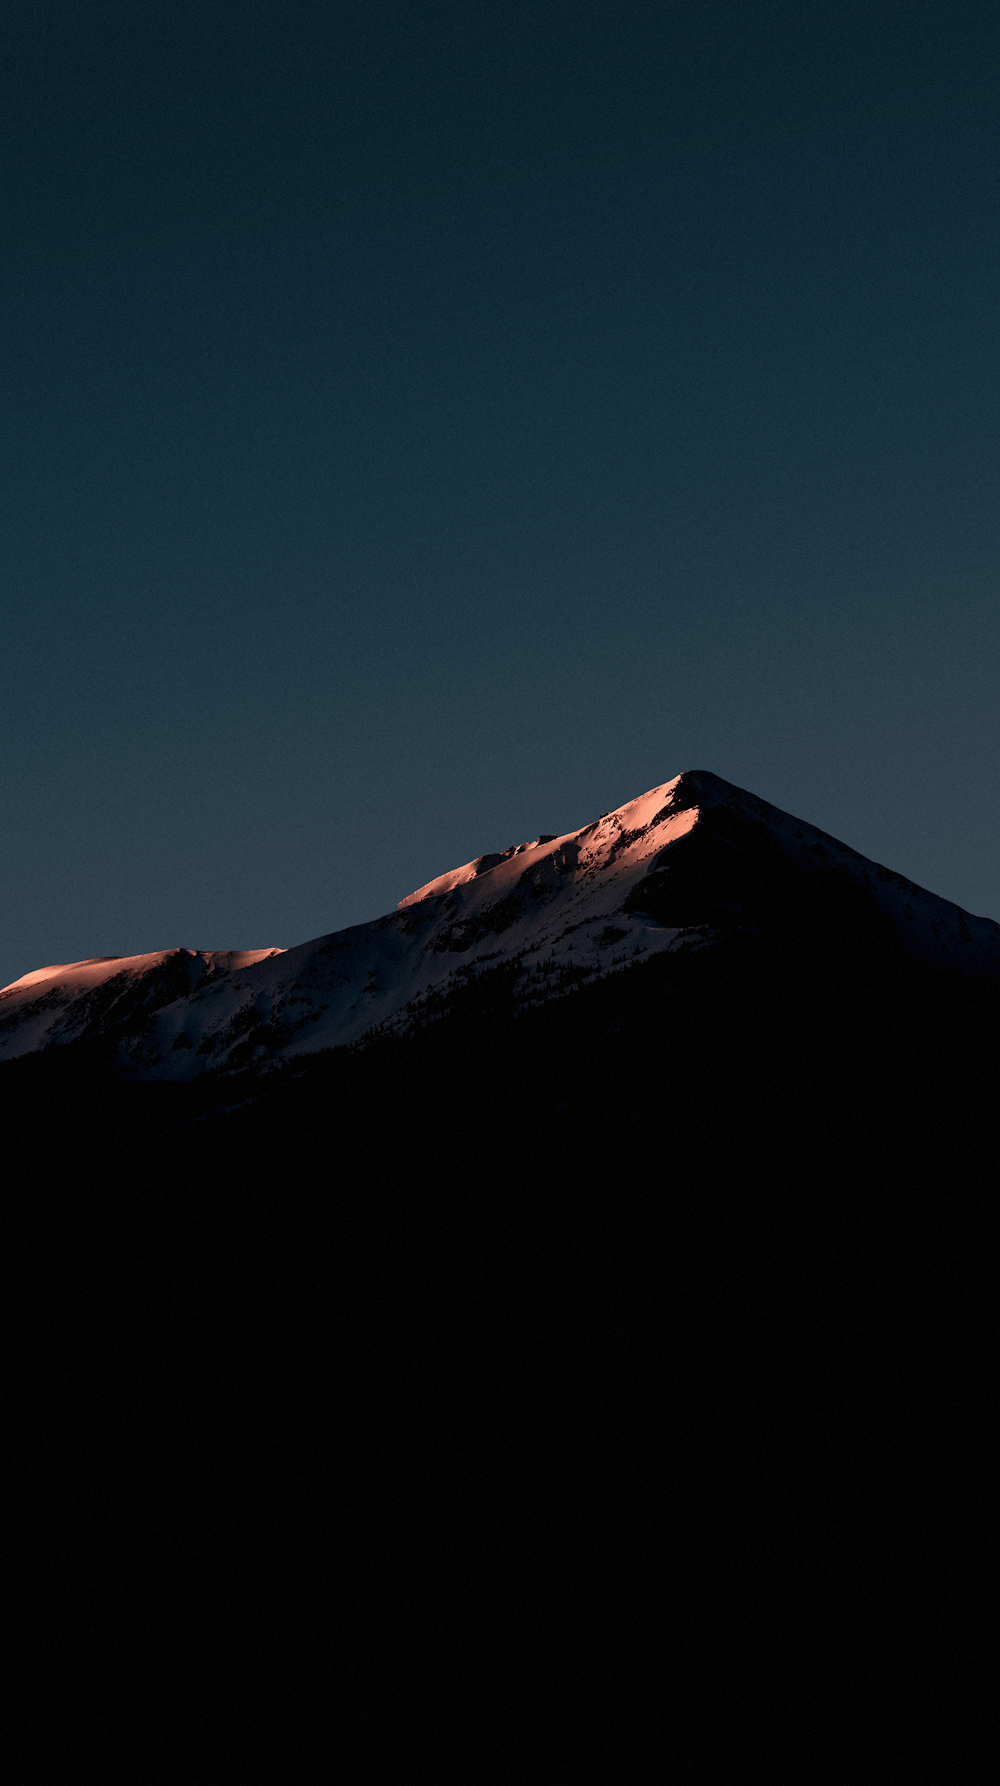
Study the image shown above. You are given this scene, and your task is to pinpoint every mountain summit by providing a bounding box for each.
[1,769,996,1078]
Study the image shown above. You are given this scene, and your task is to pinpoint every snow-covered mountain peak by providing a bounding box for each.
[397,771,700,911]
[1,770,995,1079]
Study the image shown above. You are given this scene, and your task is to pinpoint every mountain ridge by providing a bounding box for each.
[2,767,996,1078]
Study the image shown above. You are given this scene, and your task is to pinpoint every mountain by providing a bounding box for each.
[6,768,995,1769]
[2,768,995,1078]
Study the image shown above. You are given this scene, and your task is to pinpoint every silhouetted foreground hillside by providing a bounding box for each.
[6,888,996,1771]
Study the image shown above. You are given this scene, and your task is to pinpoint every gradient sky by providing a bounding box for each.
[2,0,997,986]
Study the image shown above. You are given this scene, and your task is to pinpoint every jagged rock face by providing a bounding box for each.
[1,769,996,1080]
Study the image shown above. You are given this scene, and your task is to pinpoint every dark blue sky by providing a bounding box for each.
[2,0,997,984]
